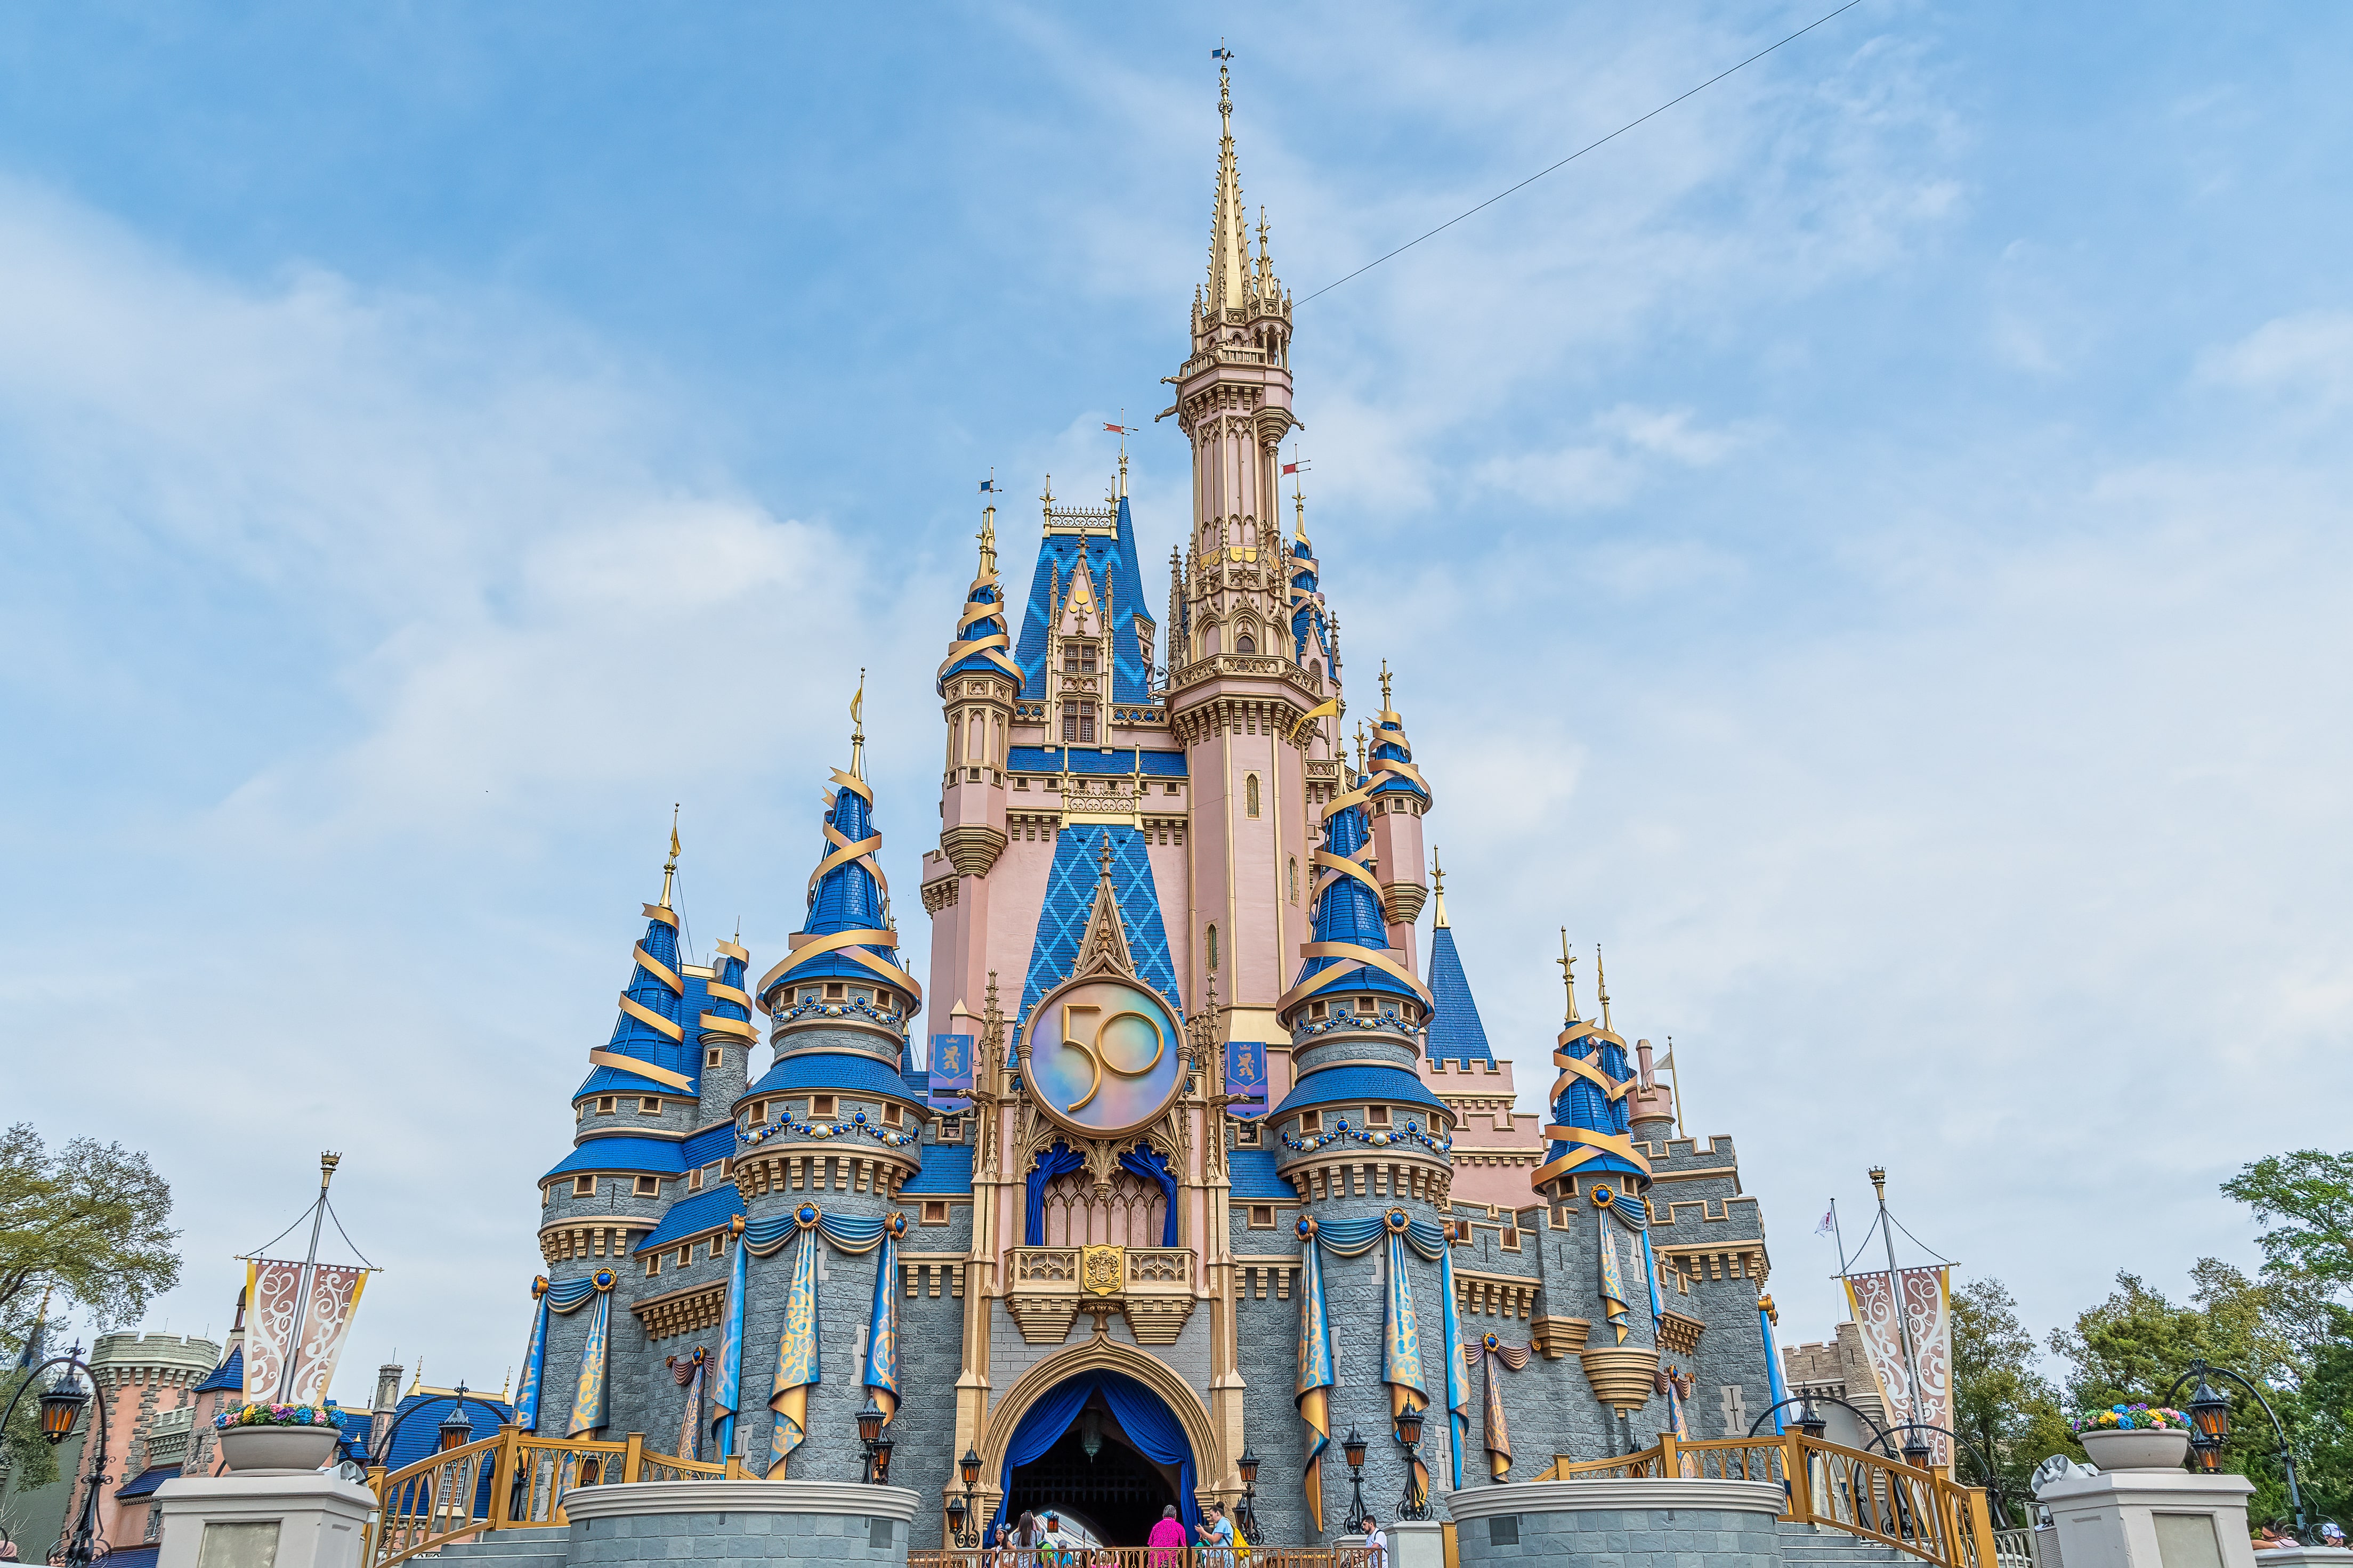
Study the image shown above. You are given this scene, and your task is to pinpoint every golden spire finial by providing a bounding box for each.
[1558,929,1580,1022]
[1379,659,1393,712]
[1040,474,1054,522]
[1596,945,1612,1033]
[848,670,867,780]
[659,803,680,909]
[1097,827,1115,886]
[1353,721,1367,777]
[1209,51,1249,312]
[1430,850,1449,929]
[977,476,999,578]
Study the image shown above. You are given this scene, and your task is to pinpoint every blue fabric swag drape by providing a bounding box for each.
[1024,1141,1087,1246]
[988,1370,1197,1545]
[1119,1144,1180,1247]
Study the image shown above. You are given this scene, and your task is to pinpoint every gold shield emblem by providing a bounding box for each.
[1081,1244,1125,1298]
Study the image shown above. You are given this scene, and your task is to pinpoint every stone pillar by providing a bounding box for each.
[153,1473,376,1568]
[2036,1470,2260,1568]
[563,1479,919,1567]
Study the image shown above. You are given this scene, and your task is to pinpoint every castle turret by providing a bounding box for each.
[1361,663,1431,969]
[938,502,1018,882]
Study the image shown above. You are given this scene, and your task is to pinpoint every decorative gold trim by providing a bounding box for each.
[617,993,685,1042]
[699,1013,758,1042]
[587,1049,693,1092]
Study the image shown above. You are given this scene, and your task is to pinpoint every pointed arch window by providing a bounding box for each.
[1235,631,1257,654]
[1288,856,1299,903]
[1206,924,1219,972]
[1245,773,1260,818]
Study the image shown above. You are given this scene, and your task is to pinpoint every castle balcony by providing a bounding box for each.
[1166,653,1324,704]
[1004,1244,1195,1347]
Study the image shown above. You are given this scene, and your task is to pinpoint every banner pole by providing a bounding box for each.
[277,1151,342,1404]
[1867,1167,1927,1458]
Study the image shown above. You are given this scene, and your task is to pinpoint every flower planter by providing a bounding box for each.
[2077,1427,2190,1472]
[217,1424,341,1473]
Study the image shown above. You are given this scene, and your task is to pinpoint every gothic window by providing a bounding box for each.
[1065,641,1098,674]
[1202,624,1221,656]
[1311,659,1323,685]
[1288,856,1298,903]
[1235,631,1257,654]
[1206,924,1219,972]
[1062,701,1097,743]
[1246,774,1260,817]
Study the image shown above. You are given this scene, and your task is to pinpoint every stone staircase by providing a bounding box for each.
[1777,1520,1916,1568]
[416,1526,569,1568]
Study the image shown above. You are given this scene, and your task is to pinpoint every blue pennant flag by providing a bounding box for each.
[1224,1038,1267,1118]
[978,478,997,492]
[1211,47,1234,60]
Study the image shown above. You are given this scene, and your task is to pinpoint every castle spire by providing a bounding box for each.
[578,824,695,1099]
[1430,850,1448,929]
[1596,945,1612,1034]
[1558,929,1579,1023]
[659,805,680,910]
[1209,62,1251,313]
[848,669,867,780]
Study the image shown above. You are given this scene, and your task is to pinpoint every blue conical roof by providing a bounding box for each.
[577,898,698,1099]
[1425,925,1494,1068]
[1536,1019,1645,1187]
[1287,781,1420,1006]
[755,767,923,1020]
[1012,495,1154,702]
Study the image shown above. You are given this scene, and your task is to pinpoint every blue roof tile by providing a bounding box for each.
[1227,1149,1293,1200]
[380,1392,512,1473]
[1007,747,1187,777]
[115,1465,180,1500]
[902,1144,974,1195]
[574,897,697,1101]
[104,1549,159,1568]
[542,1136,687,1181]
[1271,1064,1451,1121]
[194,1345,242,1394]
[1426,927,1495,1067]
[634,1185,746,1253]
[681,1124,735,1167]
[1012,497,1154,703]
[1289,785,1420,1005]
[1016,825,1180,1027]
[748,1051,929,1103]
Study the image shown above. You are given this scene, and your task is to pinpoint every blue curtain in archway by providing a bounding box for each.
[1025,1141,1087,1246]
[989,1370,1198,1545]
[1119,1144,1179,1247]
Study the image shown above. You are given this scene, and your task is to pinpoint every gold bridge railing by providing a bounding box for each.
[1539,1431,2000,1568]
[366,1426,743,1568]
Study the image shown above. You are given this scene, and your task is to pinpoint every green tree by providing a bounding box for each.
[1950,1276,2071,1496]
[2222,1151,2353,1288]
[0,1123,184,1490]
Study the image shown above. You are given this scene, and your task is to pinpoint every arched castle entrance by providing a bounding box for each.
[980,1341,1224,1547]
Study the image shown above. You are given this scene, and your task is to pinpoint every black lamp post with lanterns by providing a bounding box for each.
[856,1395,894,1485]
[0,1344,112,1568]
[1341,1427,1370,1534]
[1393,1403,1433,1522]
[2169,1359,2305,1536]
[944,1447,984,1548]
[1235,1448,1262,1542]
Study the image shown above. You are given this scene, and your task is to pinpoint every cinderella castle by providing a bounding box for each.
[516,68,1785,1550]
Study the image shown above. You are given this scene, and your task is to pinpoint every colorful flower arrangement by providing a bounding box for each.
[215,1399,342,1429]
[2071,1403,2190,1433]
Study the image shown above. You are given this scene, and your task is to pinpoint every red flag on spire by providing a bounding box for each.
[1104,423,1135,434]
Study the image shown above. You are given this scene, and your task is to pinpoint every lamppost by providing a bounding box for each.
[856,1396,894,1485]
[0,1344,112,1568]
[1236,1448,1262,1541]
[2169,1359,2305,1535]
[1341,1427,1370,1534]
[945,1447,983,1548]
[1393,1404,1432,1523]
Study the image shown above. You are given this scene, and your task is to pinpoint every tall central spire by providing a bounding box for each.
[1209,63,1251,313]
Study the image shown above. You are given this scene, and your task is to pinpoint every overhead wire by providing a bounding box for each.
[1296,0,1871,306]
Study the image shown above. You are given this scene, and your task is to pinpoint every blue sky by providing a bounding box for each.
[6,1,2352,1402]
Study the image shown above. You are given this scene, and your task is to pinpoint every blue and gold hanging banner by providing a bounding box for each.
[766,1207,824,1472]
[512,1274,597,1433]
[1440,1248,1469,1492]
[1293,1217,1336,1536]
[668,1347,707,1463]
[863,1213,908,1424]
[929,1034,975,1101]
[1468,1331,1532,1481]
[1224,1038,1268,1118]
[1380,1210,1429,1505]
[1598,1214,1630,1345]
[567,1270,618,1437]
[710,1217,748,1458]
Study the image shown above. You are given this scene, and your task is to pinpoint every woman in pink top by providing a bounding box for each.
[1147,1504,1189,1568]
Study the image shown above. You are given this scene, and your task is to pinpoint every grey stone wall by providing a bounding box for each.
[570,1506,909,1568]
[1452,1501,1780,1568]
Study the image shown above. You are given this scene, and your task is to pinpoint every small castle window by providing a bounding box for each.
[708,1234,724,1258]
[882,1103,904,1127]
[1206,925,1219,972]
[1366,1107,1391,1128]
[688,1168,704,1192]
[1299,1111,1322,1135]
[1288,857,1298,902]
[1311,659,1323,684]
[1501,1225,1523,1253]
[1248,1205,1276,1229]
[825,982,845,1001]
[1245,774,1260,817]
[748,1100,767,1125]
[706,1047,724,1069]
[1356,997,1376,1014]
[921,1201,950,1226]
[676,1246,692,1269]
[1065,642,1098,674]
[543,1185,552,1206]
[1309,1001,1327,1020]
[1166,781,1179,794]
[596,1096,616,1115]
[1236,632,1257,654]
[939,1116,964,1143]
[706,1162,723,1185]
[573,1175,596,1198]
[811,1095,837,1119]
[634,1175,659,1197]
[640,1096,662,1115]
[644,1255,660,1278]
[1062,700,1097,744]
[1234,1120,1261,1148]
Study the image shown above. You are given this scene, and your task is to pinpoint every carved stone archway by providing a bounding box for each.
[979,1338,1232,1516]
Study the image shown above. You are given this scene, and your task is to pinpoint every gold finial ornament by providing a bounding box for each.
[1430,850,1449,929]
[1596,945,1612,1033]
[977,478,999,577]
[1353,722,1367,777]
[1558,929,1579,1022]
[1379,659,1393,712]
[849,670,867,779]
[659,803,681,909]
